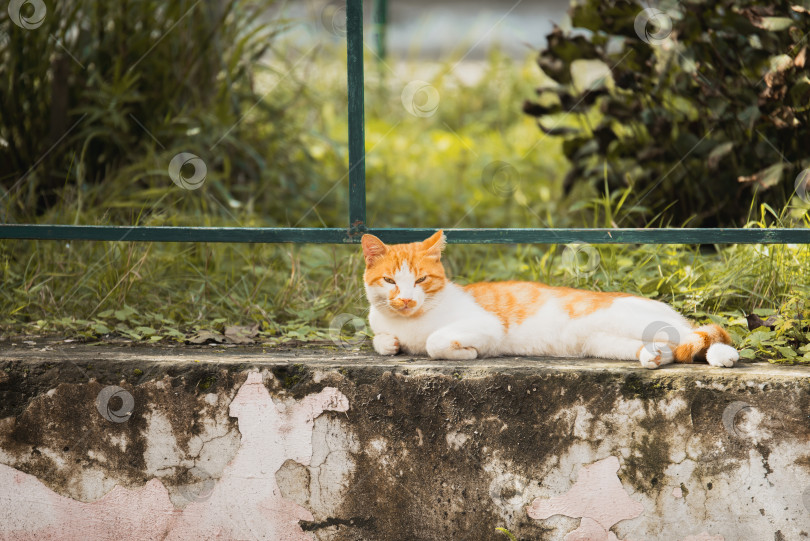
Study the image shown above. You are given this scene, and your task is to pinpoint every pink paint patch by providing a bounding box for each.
[525,457,724,541]
[527,456,644,537]
[564,516,614,541]
[0,470,178,540]
[608,531,643,541]
[0,372,350,541]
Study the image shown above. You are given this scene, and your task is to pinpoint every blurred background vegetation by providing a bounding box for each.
[0,0,808,362]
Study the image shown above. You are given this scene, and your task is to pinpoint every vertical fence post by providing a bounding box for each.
[373,0,387,60]
[347,0,366,237]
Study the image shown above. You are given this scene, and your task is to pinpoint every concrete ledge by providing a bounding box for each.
[1,344,809,540]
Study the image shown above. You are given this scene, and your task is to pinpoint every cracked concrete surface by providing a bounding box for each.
[0,344,809,540]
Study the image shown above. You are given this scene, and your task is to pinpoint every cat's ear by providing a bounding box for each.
[361,234,387,267]
[422,229,446,260]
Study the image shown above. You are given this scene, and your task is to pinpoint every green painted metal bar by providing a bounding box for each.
[2,225,809,244]
[346,0,366,235]
[373,0,387,59]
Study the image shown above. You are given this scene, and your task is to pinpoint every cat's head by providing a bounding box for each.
[361,230,448,317]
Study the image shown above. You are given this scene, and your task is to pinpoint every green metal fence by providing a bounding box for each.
[1,0,808,246]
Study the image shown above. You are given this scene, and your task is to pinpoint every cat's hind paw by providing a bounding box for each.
[373,333,400,356]
[706,343,738,368]
[638,343,674,370]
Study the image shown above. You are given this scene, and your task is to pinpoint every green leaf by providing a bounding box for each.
[755,17,794,31]
[768,54,794,73]
[164,328,186,339]
[135,326,157,336]
[736,105,760,130]
[707,314,727,325]
[92,323,111,335]
[777,346,798,358]
[758,163,784,189]
[707,142,733,169]
[114,306,137,321]
[739,348,757,359]
[570,59,612,91]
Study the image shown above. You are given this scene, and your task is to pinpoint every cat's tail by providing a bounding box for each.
[673,324,738,367]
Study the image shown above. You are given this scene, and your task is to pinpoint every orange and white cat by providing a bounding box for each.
[361,230,739,369]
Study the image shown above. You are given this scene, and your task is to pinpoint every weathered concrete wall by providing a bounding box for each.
[1,344,809,540]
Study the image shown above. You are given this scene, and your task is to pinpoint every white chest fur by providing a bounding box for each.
[368,283,501,355]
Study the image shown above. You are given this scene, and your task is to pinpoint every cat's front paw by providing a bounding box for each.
[706,343,738,368]
[638,344,674,370]
[373,333,400,356]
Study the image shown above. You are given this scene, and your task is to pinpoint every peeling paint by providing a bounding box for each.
[0,372,349,540]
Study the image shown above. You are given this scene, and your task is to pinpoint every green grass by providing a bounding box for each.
[1,234,808,362]
[1,42,809,363]
[495,527,518,540]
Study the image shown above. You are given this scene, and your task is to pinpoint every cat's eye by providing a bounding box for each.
[415,276,427,284]
[383,277,395,284]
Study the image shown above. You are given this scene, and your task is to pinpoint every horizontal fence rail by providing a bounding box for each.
[1,225,809,244]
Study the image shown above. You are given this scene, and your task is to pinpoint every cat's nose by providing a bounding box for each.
[399,298,414,308]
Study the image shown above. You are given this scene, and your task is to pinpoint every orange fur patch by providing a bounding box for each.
[463,282,638,328]
[673,324,732,363]
[673,331,709,363]
[551,287,635,319]
[463,281,549,329]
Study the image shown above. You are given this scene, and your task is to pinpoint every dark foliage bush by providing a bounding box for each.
[523,0,810,227]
